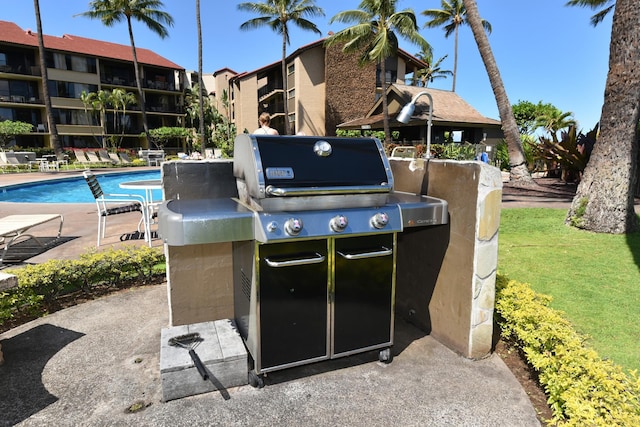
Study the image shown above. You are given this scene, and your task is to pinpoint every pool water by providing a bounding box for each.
[0,170,162,203]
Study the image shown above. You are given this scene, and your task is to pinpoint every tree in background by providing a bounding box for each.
[33,0,62,158]
[78,0,174,147]
[422,0,491,92]
[196,0,205,150]
[535,108,577,143]
[411,47,452,87]
[461,0,533,185]
[80,89,137,149]
[326,0,429,144]
[565,0,639,233]
[566,0,615,26]
[238,0,325,135]
[0,120,33,150]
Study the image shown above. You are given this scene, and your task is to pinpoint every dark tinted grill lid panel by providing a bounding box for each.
[255,136,390,188]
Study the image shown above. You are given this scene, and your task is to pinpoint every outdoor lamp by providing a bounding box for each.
[397,91,433,158]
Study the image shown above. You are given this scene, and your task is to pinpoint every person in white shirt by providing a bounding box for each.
[253,112,279,135]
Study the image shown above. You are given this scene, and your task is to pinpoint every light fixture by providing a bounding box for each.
[397,91,433,158]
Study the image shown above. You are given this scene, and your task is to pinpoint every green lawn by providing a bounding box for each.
[498,208,640,372]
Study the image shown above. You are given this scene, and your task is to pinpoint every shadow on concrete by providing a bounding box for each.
[0,324,84,426]
[261,317,427,387]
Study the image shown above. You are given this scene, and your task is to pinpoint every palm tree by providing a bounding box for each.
[460,0,533,185]
[534,109,576,143]
[325,0,430,144]
[565,0,639,233]
[33,0,62,158]
[423,0,491,92]
[566,0,615,26]
[238,0,325,135]
[412,48,452,87]
[196,0,205,150]
[78,0,174,148]
[80,89,110,147]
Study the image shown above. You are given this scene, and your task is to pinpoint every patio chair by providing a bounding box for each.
[0,153,20,173]
[72,150,92,169]
[118,152,133,165]
[85,150,111,167]
[108,152,122,164]
[98,149,118,164]
[2,151,32,172]
[83,171,151,247]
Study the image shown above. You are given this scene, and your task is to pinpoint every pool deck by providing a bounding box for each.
[0,167,163,265]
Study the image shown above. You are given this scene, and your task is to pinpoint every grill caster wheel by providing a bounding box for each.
[249,370,264,388]
[379,348,393,364]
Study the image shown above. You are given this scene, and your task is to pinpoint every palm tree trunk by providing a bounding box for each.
[566,0,639,234]
[282,28,291,135]
[126,16,152,147]
[197,0,205,151]
[33,0,62,157]
[462,0,533,185]
[452,26,459,92]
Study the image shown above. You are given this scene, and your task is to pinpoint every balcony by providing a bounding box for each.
[258,83,283,101]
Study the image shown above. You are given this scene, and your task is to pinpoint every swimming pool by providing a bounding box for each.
[0,170,162,203]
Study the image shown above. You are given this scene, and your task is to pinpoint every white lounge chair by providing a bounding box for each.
[85,150,111,167]
[0,214,64,266]
[72,150,92,169]
[83,171,151,246]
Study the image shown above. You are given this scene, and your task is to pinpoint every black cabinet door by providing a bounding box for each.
[333,234,394,355]
[259,240,329,370]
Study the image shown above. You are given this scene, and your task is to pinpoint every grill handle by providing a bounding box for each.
[265,252,326,268]
[266,185,391,197]
[337,246,393,260]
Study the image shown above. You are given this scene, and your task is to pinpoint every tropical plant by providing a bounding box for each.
[238,0,325,136]
[326,0,429,144]
[77,0,174,147]
[411,48,452,87]
[565,0,638,233]
[461,0,533,185]
[422,0,491,92]
[0,120,33,149]
[80,89,136,149]
[535,125,590,182]
[512,100,562,135]
[535,108,577,143]
[33,0,62,157]
[147,126,190,150]
[566,0,615,26]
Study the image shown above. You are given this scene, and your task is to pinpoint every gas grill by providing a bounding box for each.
[230,134,448,386]
[158,134,448,387]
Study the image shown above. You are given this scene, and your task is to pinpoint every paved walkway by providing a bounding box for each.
[0,170,546,426]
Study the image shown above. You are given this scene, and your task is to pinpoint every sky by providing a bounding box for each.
[3,0,613,131]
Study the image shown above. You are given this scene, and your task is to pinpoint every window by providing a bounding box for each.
[287,88,295,99]
[287,63,295,75]
[45,52,96,73]
[53,108,91,125]
[0,53,6,67]
[48,81,97,98]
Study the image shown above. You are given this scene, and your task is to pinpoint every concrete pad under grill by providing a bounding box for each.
[0,284,540,426]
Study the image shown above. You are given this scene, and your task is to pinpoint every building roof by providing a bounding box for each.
[338,84,502,129]
[0,20,183,70]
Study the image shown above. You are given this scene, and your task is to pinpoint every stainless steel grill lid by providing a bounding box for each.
[233,134,394,200]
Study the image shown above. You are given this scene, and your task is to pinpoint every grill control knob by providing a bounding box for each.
[330,214,348,232]
[284,218,303,236]
[371,212,390,229]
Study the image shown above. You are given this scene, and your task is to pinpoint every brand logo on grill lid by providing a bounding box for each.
[265,167,294,180]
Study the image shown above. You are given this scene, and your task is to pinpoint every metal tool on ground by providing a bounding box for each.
[168,332,208,380]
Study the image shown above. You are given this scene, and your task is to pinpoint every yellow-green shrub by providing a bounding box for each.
[496,275,640,425]
[0,246,165,325]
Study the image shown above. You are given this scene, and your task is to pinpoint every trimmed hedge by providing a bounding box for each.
[496,274,640,426]
[0,246,165,325]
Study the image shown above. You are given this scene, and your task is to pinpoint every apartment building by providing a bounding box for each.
[0,20,186,150]
[225,38,429,136]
